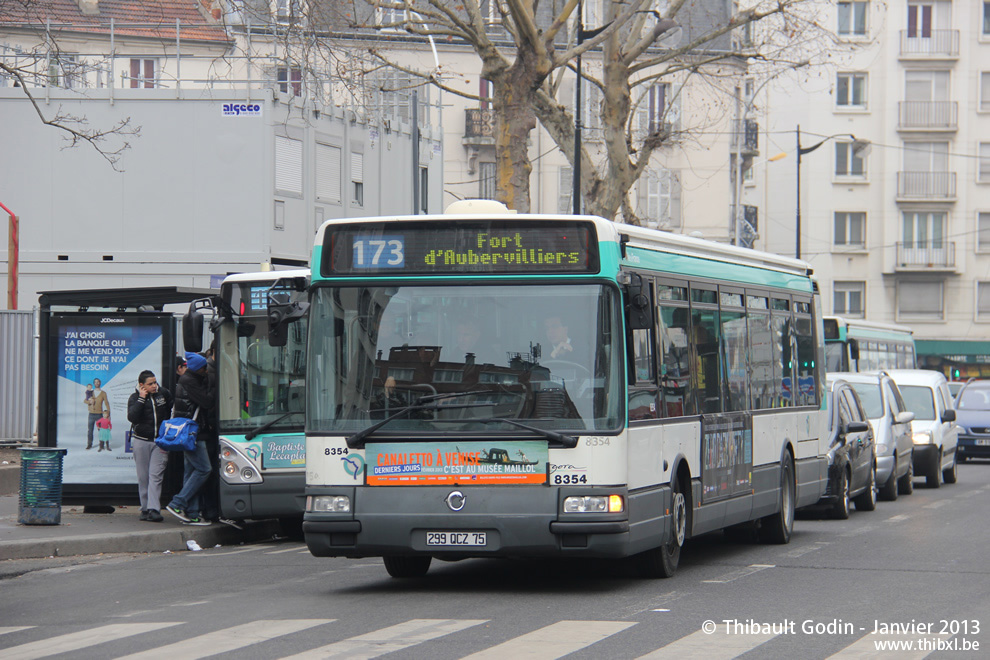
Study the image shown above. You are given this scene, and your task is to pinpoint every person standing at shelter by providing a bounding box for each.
[165,352,215,526]
[127,370,173,522]
[84,377,110,450]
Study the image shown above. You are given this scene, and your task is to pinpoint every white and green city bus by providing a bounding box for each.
[823,316,916,373]
[301,202,829,578]
[187,269,310,530]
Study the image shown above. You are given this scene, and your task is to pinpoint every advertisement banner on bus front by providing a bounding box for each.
[364,441,548,485]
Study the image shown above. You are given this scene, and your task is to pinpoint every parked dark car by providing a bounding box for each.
[954,380,990,462]
[818,378,878,519]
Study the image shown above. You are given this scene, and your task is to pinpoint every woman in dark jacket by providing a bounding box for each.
[126,370,173,522]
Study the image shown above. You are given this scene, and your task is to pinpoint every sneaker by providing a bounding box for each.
[217,517,244,530]
[147,510,164,522]
[166,504,190,522]
[183,517,211,526]
[139,510,150,521]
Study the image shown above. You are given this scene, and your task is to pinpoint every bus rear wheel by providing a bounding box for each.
[759,452,794,544]
[637,477,687,579]
[383,555,432,578]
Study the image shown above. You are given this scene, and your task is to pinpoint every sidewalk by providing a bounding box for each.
[0,481,282,560]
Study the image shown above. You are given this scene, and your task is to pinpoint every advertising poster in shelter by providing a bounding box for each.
[701,413,753,503]
[51,314,171,484]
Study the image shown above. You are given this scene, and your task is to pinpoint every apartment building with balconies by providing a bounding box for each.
[756,0,990,376]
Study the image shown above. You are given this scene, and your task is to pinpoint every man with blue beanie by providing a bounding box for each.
[165,351,215,525]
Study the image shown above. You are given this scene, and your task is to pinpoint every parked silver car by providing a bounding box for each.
[829,372,915,500]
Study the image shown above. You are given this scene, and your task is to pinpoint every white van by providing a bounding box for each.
[886,370,959,487]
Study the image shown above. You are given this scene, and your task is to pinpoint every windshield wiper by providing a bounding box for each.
[345,391,497,448]
[449,417,579,448]
[245,411,303,441]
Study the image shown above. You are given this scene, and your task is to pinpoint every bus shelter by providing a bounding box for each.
[38,286,216,506]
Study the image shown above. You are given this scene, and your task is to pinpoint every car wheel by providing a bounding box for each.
[879,457,899,502]
[854,462,878,511]
[943,451,958,484]
[383,555,432,578]
[832,468,851,520]
[898,454,914,495]
[926,449,942,489]
[759,452,794,544]
[636,474,687,578]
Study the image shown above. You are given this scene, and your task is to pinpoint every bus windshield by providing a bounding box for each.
[216,283,307,433]
[825,343,848,372]
[306,283,623,434]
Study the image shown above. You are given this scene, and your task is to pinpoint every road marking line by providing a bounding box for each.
[784,543,828,558]
[825,632,932,659]
[265,544,309,554]
[636,628,776,659]
[840,525,875,537]
[188,547,263,557]
[280,619,487,660]
[115,619,334,660]
[0,623,180,660]
[460,620,636,660]
[923,500,951,509]
[885,514,909,523]
[702,564,775,583]
[0,627,33,636]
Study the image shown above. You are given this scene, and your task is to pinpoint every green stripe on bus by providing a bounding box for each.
[621,247,814,292]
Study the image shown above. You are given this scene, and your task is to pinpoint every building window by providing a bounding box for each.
[984,2,990,36]
[980,143,990,182]
[906,3,933,38]
[315,143,342,204]
[351,152,364,207]
[129,58,157,89]
[558,166,573,214]
[834,212,866,247]
[275,135,303,196]
[49,54,82,88]
[834,282,865,316]
[277,66,302,96]
[643,169,681,229]
[982,72,990,112]
[479,162,496,200]
[835,142,866,177]
[979,212,990,251]
[838,1,868,36]
[480,79,494,110]
[897,281,943,321]
[903,211,945,247]
[836,73,867,108]
[419,167,429,214]
[979,282,990,320]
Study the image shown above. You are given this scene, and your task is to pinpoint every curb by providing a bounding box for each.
[0,519,283,560]
[0,467,18,497]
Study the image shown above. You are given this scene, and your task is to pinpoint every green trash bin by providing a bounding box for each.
[18,448,68,525]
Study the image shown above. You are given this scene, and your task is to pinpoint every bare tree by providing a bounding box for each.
[350,0,845,219]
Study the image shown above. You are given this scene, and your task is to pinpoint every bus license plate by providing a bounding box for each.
[426,532,487,547]
[976,439,990,446]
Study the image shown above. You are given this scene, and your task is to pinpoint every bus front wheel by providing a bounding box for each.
[636,476,687,579]
[383,555,432,578]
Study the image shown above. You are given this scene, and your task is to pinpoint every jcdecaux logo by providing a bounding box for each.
[221,103,262,117]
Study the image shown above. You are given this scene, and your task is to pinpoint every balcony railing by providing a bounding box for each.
[464,108,496,140]
[899,30,959,57]
[731,119,759,155]
[896,171,956,199]
[896,241,956,270]
[897,101,958,130]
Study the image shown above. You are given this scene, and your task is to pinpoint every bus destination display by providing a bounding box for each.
[323,220,599,275]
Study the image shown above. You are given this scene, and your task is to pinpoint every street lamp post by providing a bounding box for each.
[794,125,869,260]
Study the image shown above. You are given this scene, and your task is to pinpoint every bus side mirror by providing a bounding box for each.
[849,339,860,361]
[624,273,653,330]
[183,308,205,353]
[268,300,309,347]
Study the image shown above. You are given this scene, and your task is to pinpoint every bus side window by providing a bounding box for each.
[629,326,660,421]
[659,305,692,417]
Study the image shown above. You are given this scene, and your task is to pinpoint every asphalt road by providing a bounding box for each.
[1,463,988,659]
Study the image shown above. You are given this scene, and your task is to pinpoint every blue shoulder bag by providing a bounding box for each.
[155,407,200,452]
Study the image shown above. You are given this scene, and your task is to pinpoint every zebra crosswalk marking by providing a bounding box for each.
[460,620,636,660]
[279,618,487,660]
[825,632,932,659]
[115,619,334,660]
[264,544,308,554]
[0,627,33,636]
[0,623,180,660]
[636,628,776,659]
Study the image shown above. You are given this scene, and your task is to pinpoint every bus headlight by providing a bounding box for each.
[563,495,624,513]
[219,439,263,484]
[308,495,351,513]
[913,431,933,445]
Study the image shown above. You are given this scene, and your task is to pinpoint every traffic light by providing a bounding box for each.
[952,368,961,380]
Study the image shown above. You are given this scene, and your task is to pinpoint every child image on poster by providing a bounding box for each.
[95,411,113,452]
[84,377,111,450]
